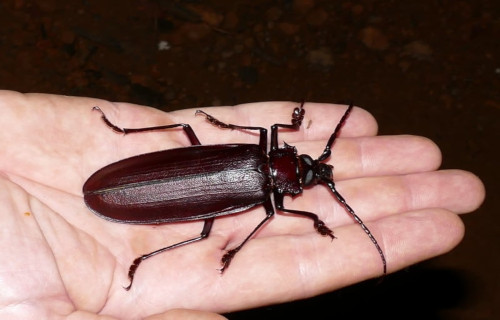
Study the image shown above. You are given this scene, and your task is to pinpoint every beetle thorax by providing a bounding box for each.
[269,143,302,195]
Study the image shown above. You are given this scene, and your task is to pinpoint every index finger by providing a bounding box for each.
[169,101,378,145]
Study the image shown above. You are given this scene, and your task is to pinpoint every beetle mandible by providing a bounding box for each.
[83,102,387,290]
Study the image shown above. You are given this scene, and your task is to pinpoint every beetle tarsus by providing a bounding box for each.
[315,221,336,240]
[92,105,127,134]
[291,101,306,127]
[196,110,232,129]
[124,256,143,291]
[219,248,239,273]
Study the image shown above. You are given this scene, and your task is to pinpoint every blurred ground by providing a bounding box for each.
[1,1,498,319]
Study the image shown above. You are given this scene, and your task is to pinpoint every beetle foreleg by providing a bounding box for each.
[219,199,275,273]
[274,194,335,239]
[124,218,214,290]
[93,106,202,145]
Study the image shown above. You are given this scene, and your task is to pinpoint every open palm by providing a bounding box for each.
[0,91,484,319]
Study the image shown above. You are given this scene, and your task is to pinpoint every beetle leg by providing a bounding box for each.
[219,199,275,273]
[124,218,214,290]
[274,193,335,239]
[270,101,305,151]
[196,110,267,150]
[93,106,201,145]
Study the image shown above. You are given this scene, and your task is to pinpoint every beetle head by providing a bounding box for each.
[299,154,333,186]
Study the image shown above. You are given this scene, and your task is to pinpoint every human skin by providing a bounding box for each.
[0,91,485,319]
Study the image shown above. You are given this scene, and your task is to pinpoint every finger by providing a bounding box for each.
[145,309,227,320]
[81,102,376,176]
[326,169,485,225]
[90,102,376,150]
[293,134,442,179]
[215,169,484,239]
[212,208,464,313]
[169,102,378,145]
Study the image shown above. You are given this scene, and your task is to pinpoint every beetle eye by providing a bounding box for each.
[301,154,313,166]
[304,169,314,185]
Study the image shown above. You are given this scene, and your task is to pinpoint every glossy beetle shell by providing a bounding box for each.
[83,144,271,224]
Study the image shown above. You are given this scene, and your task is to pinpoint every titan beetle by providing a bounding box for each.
[83,102,387,290]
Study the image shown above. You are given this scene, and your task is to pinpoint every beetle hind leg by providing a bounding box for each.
[219,199,275,273]
[124,218,214,290]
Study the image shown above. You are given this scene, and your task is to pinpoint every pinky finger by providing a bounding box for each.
[310,208,465,293]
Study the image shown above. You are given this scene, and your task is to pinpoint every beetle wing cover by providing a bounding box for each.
[83,144,270,223]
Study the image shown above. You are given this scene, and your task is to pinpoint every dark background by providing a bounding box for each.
[1,1,498,319]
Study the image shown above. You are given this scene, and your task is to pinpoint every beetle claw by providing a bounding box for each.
[315,221,336,240]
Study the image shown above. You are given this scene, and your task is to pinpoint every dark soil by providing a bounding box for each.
[1,1,498,319]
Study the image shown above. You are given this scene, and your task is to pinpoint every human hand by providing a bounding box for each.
[0,91,484,319]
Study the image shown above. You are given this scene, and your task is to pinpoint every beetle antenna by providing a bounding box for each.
[322,178,387,275]
[318,103,354,162]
